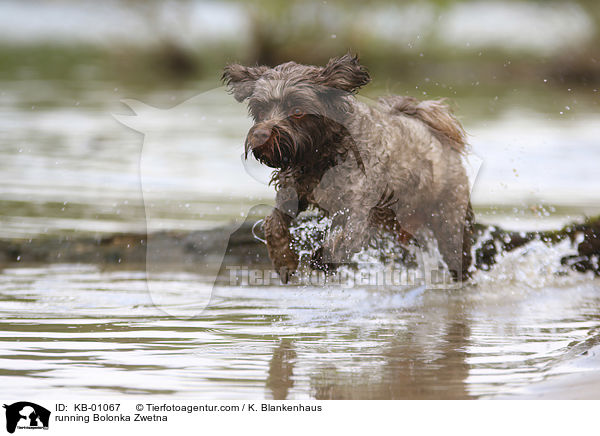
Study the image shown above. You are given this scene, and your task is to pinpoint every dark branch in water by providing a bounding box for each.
[0,216,598,277]
[471,215,600,275]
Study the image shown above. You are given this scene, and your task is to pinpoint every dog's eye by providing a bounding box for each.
[290,107,305,119]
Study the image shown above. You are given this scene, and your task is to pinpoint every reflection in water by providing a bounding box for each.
[266,339,297,400]
[0,265,599,399]
[309,314,471,400]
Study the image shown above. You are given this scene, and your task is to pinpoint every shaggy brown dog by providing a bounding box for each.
[223,54,474,283]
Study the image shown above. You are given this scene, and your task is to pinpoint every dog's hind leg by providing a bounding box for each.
[429,199,474,283]
[367,185,419,245]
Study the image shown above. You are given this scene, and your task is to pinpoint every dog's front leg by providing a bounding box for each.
[263,188,301,284]
[264,208,297,283]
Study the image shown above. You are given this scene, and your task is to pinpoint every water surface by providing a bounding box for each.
[1,262,599,399]
[1,80,599,399]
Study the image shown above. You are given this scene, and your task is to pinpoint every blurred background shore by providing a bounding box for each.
[1,0,599,101]
[1,0,599,240]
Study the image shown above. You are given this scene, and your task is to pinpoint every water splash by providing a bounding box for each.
[289,212,590,294]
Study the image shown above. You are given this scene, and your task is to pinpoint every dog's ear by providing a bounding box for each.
[316,54,370,93]
[222,64,269,102]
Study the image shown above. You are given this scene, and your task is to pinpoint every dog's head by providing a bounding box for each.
[223,54,370,168]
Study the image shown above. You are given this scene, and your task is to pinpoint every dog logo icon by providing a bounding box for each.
[3,402,50,434]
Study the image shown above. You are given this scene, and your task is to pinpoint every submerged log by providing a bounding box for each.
[471,216,600,275]
[0,215,598,276]
[0,221,270,269]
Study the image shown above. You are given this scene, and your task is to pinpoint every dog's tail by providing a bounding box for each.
[379,96,467,153]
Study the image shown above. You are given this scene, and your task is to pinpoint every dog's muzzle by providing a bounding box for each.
[246,121,292,167]
[245,126,273,162]
[251,127,271,145]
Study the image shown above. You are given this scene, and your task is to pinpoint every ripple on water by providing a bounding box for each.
[0,259,599,399]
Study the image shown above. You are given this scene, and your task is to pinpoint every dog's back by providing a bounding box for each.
[378,95,467,153]
[351,94,473,280]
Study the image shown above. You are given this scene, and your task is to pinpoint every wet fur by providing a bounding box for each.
[224,54,474,283]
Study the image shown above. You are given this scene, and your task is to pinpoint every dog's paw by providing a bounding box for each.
[271,249,298,284]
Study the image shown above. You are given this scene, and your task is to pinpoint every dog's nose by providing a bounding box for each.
[252,127,271,145]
